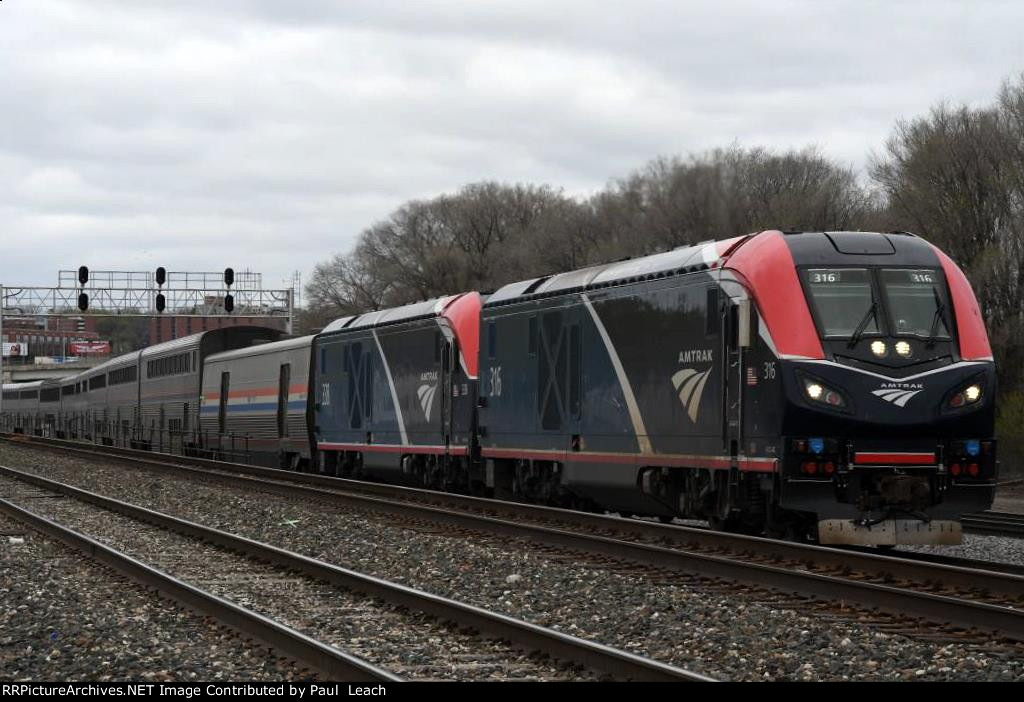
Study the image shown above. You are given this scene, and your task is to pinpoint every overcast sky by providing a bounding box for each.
[2,1,1022,297]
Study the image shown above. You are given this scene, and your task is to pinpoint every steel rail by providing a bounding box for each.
[0,495,401,682]
[7,434,1024,599]
[0,464,712,682]
[962,511,1024,538]
[3,456,1024,646]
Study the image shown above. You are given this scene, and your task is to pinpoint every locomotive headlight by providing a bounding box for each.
[801,376,848,409]
[895,341,912,357]
[870,340,887,357]
[946,381,983,410]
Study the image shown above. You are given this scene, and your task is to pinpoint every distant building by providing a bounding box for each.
[1,315,100,361]
[148,315,289,345]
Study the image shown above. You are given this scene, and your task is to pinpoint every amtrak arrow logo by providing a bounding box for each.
[871,387,923,408]
[417,383,438,421]
[672,367,712,423]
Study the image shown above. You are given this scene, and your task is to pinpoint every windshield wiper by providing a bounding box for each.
[927,287,948,347]
[847,302,878,348]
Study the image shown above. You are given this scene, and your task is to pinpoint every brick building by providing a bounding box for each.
[148,315,289,345]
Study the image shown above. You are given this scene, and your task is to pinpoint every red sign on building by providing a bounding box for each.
[69,341,112,355]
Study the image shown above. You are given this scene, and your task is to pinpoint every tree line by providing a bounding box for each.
[304,73,1024,468]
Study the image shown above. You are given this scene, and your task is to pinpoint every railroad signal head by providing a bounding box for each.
[77,292,89,311]
[156,293,166,312]
[78,266,89,286]
[224,267,234,287]
[155,267,166,287]
[224,293,234,313]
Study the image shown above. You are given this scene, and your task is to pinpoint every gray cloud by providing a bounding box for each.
[2,0,1023,293]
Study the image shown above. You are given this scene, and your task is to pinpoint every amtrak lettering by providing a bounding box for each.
[871,381,925,408]
[678,349,713,364]
[672,348,715,423]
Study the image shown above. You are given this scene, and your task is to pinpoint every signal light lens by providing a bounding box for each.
[823,461,836,475]
[965,440,981,457]
[801,461,818,475]
[895,341,912,357]
[871,340,887,357]
[965,385,981,402]
[806,383,823,400]
[967,462,980,477]
[950,462,962,476]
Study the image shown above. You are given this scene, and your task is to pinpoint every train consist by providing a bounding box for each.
[1,230,997,546]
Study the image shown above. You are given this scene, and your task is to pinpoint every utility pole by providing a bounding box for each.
[287,288,294,335]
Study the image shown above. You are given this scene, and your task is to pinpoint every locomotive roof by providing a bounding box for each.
[320,295,458,335]
[485,237,745,306]
[484,230,930,307]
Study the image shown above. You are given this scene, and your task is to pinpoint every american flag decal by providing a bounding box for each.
[746,367,758,386]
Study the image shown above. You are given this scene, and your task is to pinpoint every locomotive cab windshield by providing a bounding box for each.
[802,266,953,358]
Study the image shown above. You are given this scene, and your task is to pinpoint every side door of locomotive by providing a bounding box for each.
[439,330,454,445]
[719,284,753,457]
[314,338,348,444]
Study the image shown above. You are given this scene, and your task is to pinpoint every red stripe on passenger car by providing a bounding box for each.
[205,383,307,401]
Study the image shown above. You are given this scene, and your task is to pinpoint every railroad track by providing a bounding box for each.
[962,510,1024,538]
[0,462,710,682]
[5,433,1024,645]
[0,484,394,682]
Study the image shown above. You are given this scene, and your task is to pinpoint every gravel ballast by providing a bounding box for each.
[0,475,596,682]
[0,513,311,681]
[3,442,1024,682]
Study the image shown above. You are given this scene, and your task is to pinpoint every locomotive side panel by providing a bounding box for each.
[313,295,479,487]
[481,269,760,515]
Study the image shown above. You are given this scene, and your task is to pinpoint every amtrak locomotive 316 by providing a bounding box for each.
[0,230,997,547]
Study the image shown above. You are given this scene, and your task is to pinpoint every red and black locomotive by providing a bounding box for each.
[311,230,996,546]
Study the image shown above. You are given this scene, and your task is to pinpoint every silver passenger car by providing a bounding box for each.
[138,326,283,453]
[200,335,313,468]
[1,381,43,434]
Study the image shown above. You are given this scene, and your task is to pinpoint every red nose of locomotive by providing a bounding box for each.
[727,230,997,546]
